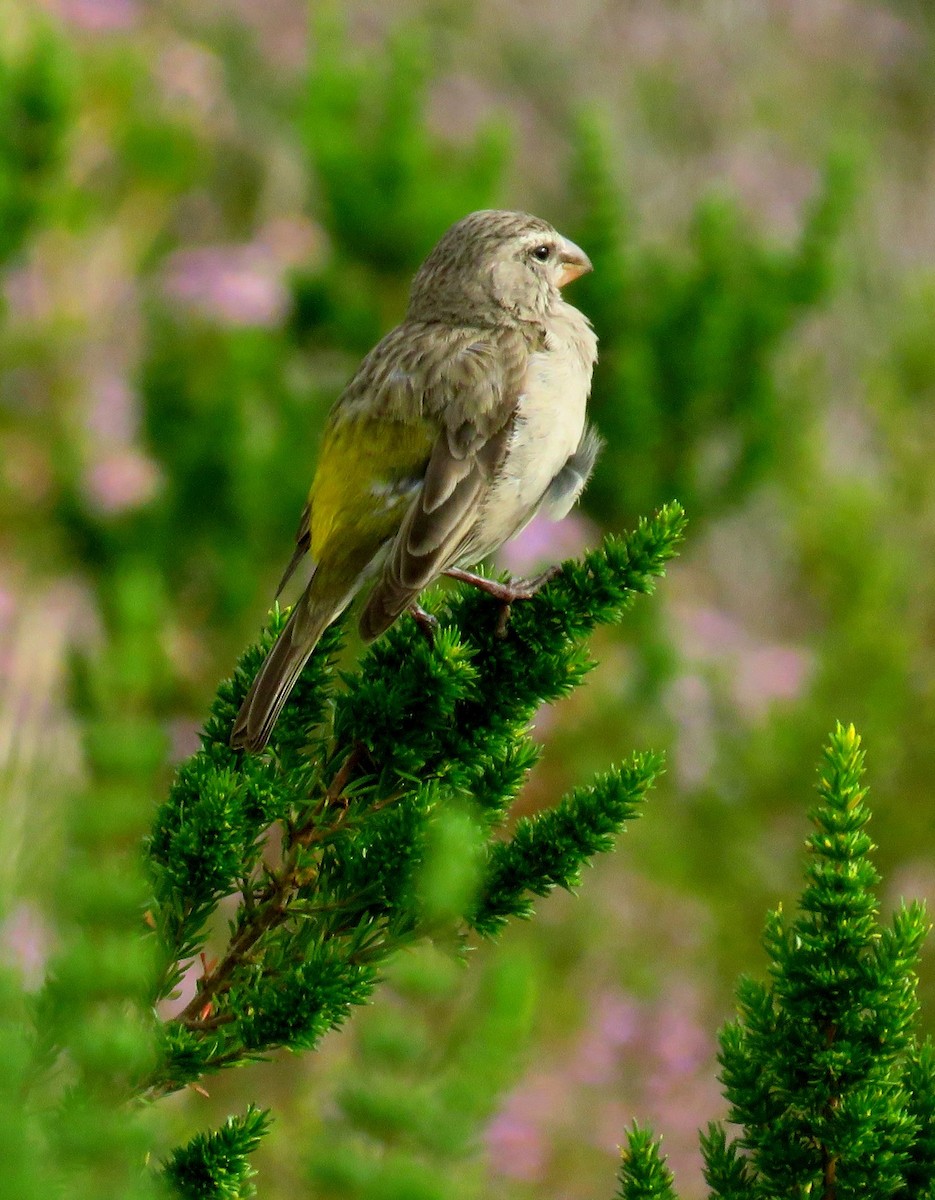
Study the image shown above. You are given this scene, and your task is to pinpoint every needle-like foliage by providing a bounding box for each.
[142,505,684,1196]
[617,725,935,1200]
[618,1124,679,1200]
[163,1106,271,1200]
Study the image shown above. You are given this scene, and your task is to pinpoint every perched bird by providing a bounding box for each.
[231,209,600,752]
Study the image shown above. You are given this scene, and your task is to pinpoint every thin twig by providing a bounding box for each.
[170,744,366,1029]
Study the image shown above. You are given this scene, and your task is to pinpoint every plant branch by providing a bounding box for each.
[172,747,365,1029]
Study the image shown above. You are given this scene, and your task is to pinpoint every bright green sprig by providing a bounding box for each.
[699,1123,752,1200]
[617,1124,678,1200]
[901,1041,935,1200]
[470,755,661,936]
[162,1107,271,1200]
[231,943,377,1052]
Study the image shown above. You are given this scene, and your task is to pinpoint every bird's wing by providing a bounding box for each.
[358,326,530,640]
[270,321,444,605]
[275,502,312,599]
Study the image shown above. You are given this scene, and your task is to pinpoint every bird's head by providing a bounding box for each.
[406,210,592,326]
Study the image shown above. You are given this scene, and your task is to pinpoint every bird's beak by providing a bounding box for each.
[557,238,593,287]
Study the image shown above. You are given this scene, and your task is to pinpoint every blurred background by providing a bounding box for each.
[3,0,935,1196]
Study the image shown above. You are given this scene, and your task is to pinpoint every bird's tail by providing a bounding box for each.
[230,584,345,753]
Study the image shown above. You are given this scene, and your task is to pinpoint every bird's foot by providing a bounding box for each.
[444,565,561,637]
[408,602,439,644]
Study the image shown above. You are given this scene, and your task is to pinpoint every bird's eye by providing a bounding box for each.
[532,244,552,262]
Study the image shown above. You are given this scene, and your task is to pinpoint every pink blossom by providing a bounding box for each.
[85,373,138,444]
[485,1106,548,1182]
[570,988,641,1086]
[230,0,308,71]
[257,215,324,269]
[85,450,162,514]
[779,0,919,70]
[0,904,51,992]
[708,141,817,236]
[485,975,720,1196]
[4,264,53,324]
[498,512,595,575]
[157,40,224,118]
[52,0,140,33]
[735,645,811,715]
[485,1069,572,1180]
[674,602,813,722]
[162,245,290,327]
[678,605,748,656]
[648,985,710,1080]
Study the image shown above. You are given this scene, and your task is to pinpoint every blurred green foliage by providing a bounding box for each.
[571,116,854,528]
[306,949,535,1200]
[138,318,316,620]
[3,1,935,1198]
[301,10,508,288]
[0,21,71,268]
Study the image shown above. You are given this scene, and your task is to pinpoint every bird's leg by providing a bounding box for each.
[444,565,562,637]
[444,564,562,602]
[408,602,439,644]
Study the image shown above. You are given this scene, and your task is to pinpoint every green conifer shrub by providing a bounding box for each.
[618,725,935,1200]
[145,506,684,1108]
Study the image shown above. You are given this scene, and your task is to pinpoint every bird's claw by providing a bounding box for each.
[408,603,439,644]
[444,564,562,636]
